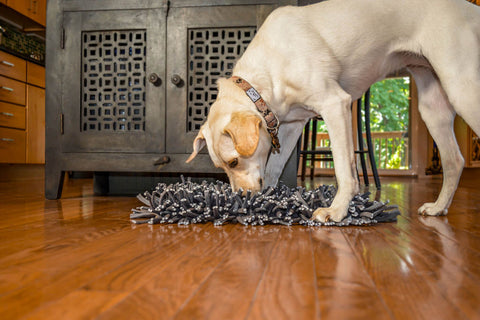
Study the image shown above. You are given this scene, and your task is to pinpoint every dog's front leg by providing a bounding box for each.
[264,120,307,187]
[310,86,358,222]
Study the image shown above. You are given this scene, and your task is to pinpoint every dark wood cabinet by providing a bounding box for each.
[46,0,296,199]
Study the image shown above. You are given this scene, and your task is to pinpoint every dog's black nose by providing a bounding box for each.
[258,178,263,188]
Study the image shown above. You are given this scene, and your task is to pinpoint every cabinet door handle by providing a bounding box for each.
[1,138,14,142]
[1,61,15,67]
[154,156,170,166]
[0,112,14,117]
[0,86,14,92]
[171,74,184,87]
[148,73,162,87]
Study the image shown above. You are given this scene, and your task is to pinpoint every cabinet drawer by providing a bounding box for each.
[0,76,26,105]
[27,62,45,88]
[0,102,25,129]
[0,51,27,82]
[0,127,26,163]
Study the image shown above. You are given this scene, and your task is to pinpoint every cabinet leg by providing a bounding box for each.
[45,168,65,200]
[93,172,110,195]
[279,146,298,188]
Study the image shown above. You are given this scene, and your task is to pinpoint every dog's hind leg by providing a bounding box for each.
[416,24,480,215]
[441,74,480,140]
[308,82,358,222]
[425,26,480,139]
[410,67,464,216]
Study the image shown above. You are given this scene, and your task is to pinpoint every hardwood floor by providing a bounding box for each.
[1,170,480,319]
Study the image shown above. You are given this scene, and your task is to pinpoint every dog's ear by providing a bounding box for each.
[224,112,262,157]
[186,130,206,163]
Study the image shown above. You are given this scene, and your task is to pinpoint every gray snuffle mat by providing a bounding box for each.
[130,176,400,226]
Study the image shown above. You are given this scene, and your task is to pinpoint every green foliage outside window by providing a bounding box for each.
[313,77,410,170]
[369,77,410,132]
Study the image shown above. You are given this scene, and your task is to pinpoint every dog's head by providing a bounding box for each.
[186,78,271,193]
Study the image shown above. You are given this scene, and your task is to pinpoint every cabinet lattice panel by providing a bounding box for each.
[187,27,256,132]
[81,30,146,132]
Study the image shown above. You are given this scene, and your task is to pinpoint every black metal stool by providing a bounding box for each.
[298,89,381,189]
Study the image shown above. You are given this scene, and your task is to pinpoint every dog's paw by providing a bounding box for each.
[418,202,448,216]
[313,207,347,223]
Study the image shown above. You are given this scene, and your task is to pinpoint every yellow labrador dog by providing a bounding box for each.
[187,0,480,222]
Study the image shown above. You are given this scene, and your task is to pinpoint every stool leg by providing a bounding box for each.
[364,88,381,189]
[356,98,369,186]
[310,118,318,180]
[301,119,310,181]
[296,136,302,172]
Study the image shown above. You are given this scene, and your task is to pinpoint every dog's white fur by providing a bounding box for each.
[187,0,480,222]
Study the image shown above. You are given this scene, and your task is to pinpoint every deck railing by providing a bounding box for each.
[309,131,409,170]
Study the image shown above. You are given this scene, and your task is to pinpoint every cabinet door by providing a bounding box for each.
[0,102,25,130]
[166,5,275,154]
[0,51,27,82]
[62,9,166,153]
[6,0,30,18]
[26,85,45,163]
[27,62,45,88]
[0,76,26,105]
[0,127,25,163]
[5,0,45,26]
[30,0,46,26]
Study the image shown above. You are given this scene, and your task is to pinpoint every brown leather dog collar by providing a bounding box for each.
[230,76,281,153]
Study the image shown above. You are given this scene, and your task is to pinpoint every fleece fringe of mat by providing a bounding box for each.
[130,176,400,226]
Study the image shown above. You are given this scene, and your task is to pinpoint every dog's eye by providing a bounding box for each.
[228,158,238,168]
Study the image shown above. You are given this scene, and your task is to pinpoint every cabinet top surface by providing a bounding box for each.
[61,0,296,11]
